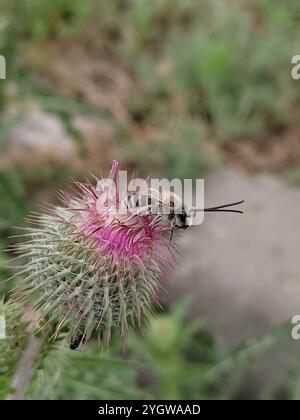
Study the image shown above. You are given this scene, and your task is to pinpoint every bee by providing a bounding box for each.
[124,189,244,241]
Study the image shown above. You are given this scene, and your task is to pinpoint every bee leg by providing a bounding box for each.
[169,218,176,243]
[149,215,162,226]
[170,229,174,243]
[111,217,125,227]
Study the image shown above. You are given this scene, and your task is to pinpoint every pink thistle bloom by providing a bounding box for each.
[74,161,173,262]
[15,161,176,348]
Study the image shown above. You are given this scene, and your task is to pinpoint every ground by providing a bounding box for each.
[166,167,300,346]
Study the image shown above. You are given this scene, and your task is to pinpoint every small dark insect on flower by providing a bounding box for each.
[70,333,85,350]
[13,161,244,349]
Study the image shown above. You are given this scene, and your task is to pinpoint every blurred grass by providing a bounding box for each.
[1,0,299,179]
[285,167,300,187]
[124,120,216,179]
[19,302,296,400]
[0,169,28,241]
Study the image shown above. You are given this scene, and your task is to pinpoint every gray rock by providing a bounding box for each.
[7,108,77,163]
[0,107,117,172]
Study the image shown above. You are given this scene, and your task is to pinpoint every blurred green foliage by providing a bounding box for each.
[0,300,29,399]
[125,120,215,179]
[126,0,300,141]
[285,168,300,187]
[5,0,92,42]
[0,249,12,296]
[0,170,28,242]
[3,301,292,400]
[1,0,299,178]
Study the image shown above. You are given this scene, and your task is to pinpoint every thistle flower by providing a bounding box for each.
[14,161,175,347]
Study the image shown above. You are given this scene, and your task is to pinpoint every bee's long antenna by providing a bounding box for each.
[192,200,244,214]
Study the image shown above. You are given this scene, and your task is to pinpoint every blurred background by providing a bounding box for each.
[1,0,300,399]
